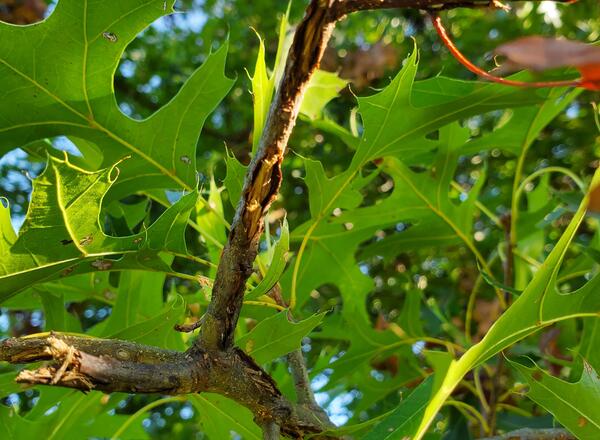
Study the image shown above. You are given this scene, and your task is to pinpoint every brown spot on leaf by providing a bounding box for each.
[61,266,74,277]
[79,235,93,246]
[102,32,118,43]
[91,259,112,270]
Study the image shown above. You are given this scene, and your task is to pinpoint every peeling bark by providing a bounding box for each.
[0,334,332,438]
[199,0,337,352]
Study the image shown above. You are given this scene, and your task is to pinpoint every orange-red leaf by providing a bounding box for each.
[495,36,600,90]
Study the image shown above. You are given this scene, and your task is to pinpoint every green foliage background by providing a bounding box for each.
[0,0,599,438]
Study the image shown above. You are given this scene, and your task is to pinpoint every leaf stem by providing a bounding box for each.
[430,14,581,89]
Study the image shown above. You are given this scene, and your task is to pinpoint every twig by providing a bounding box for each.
[268,283,333,428]
[261,421,281,440]
[429,14,581,88]
[332,0,574,18]
[477,428,575,440]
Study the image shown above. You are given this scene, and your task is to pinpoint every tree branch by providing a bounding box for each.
[198,0,338,351]
[477,428,575,440]
[0,334,334,438]
[332,0,575,18]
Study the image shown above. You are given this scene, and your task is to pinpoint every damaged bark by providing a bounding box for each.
[0,334,332,438]
[199,0,337,352]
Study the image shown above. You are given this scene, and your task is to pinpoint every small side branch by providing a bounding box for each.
[287,349,333,428]
[261,420,281,440]
[477,428,575,440]
[0,335,205,394]
[333,0,574,18]
[0,334,334,438]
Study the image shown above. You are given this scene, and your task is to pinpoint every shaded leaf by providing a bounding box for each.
[363,376,433,440]
[236,311,324,364]
[191,394,261,440]
[247,218,289,300]
[509,359,600,440]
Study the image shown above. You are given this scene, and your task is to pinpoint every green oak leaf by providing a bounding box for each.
[363,376,434,440]
[0,156,196,300]
[300,70,348,120]
[247,218,290,300]
[236,311,324,364]
[354,123,484,259]
[282,45,578,394]
[509,359,600,440]
[191,394,261,440]
[413,167,600,438]
[224,149,247,208]
[0,392,146,439]
[0,0,233,198]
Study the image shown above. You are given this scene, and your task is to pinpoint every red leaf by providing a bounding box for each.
[578,64,600,91]
[495,36,600,90]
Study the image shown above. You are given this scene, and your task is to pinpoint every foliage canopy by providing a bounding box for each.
[1,0,599,439]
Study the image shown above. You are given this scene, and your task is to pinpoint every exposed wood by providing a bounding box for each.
[198,0,338,351]
[0,334,333,438]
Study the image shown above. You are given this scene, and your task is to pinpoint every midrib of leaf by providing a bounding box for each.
[0,121,90,134]
[0,58,192,191]
[82,0,93,119]
[191,396,261,440]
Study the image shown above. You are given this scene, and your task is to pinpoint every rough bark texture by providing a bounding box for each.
[199,0,337,351]
[0,334,332,438]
